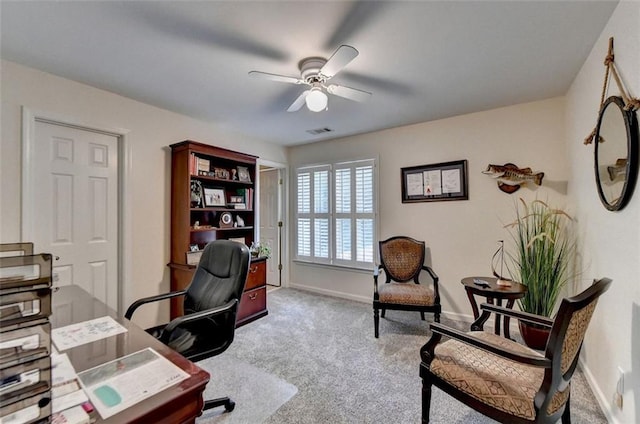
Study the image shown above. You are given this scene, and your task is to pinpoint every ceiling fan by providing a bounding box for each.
[249,45,372,112]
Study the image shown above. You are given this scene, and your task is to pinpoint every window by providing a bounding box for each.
[295,159,376,269]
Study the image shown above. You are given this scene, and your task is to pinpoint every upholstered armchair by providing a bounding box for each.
[419,278,611,424]
[373,236,441,338]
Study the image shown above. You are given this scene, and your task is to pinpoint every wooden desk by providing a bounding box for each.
[51,285,210,424]
[460,277,527,340]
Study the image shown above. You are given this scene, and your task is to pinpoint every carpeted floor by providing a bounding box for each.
[196,288,607,424]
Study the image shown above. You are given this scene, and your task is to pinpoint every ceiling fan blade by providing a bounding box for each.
[327,84,372,103]
[248,71,302,85]
[320,45,359,79]
[287,90,310,112]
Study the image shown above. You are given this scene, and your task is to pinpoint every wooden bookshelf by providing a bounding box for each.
[168,140,266,323]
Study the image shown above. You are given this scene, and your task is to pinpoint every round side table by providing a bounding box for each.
[461,276,527,339]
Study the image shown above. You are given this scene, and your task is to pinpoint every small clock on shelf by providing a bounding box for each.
[219,212,234,228]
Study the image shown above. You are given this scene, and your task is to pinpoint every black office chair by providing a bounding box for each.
[126,240,250,413]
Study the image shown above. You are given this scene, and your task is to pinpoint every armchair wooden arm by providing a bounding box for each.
[422,322,550,367]
[471,302,554,331]
[125,290,187,320]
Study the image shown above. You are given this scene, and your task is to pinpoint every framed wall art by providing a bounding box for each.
[401,160,468,203]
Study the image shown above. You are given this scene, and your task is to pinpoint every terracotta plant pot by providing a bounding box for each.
[519,321,551,350]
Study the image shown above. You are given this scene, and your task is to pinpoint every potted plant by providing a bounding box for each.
[250,241,272,259]
[505,198,576,349]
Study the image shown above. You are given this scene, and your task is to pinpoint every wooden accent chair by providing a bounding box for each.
[373,236,441,338]
[126,240,250,413]
[419,278,611,424]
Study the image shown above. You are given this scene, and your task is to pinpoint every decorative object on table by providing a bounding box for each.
[482,163,544,194]
[203,187,226,207]
[237,166,251,182]
[190,180,204,208]
[584,37,639,212]
[490,240,511,286]
[231,169,238,180]
[401,160,468,203]
[219,212,234,228]
[504,198,576,349]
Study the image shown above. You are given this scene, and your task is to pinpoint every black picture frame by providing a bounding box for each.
[401,160,468,203]
[203,187,226,207]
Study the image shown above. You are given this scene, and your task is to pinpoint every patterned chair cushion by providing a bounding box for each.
[430,331,569,420]
[378,282,435,306]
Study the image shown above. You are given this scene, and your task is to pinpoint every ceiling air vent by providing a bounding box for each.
[306,127,333,135]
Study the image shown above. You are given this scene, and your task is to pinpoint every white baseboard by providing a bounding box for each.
[579,358,621,424]
[287,283,522,334]
[288,282,371,304]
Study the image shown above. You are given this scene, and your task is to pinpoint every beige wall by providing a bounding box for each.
[0,60,287,328]
[288,96,569,317]
[566,2,640,423]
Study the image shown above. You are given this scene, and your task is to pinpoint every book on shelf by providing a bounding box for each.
[196,157,210,174]
[236,188,253,210]
[232,203,246,210]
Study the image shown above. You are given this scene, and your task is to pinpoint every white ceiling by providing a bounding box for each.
[1,1,617,146]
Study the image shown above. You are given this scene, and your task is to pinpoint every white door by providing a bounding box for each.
[259,168,281,286]
[27,120,119,309]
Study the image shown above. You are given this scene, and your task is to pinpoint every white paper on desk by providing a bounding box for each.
[51,352,89,413]
[77,347,189,419]
[52,316,127,351]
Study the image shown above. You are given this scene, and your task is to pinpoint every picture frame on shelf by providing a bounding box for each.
[401,159,468,203]
[237,166,251,182]
[186,250,203,266]
[203,187,226,207]
[214,168,230,180]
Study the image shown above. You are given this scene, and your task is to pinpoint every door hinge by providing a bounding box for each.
[278,264,283,271]
[279,178,283,185]
[278,221,283,227]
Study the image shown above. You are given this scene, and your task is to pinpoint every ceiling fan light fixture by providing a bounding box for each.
[306,87,328,112]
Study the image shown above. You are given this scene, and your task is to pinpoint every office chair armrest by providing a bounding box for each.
[478,303,554,328]
[161,299,238,338]
[428,322,551,367]
[125,290,187,320]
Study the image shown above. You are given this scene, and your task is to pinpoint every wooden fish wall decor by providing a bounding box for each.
[482,163,544,194]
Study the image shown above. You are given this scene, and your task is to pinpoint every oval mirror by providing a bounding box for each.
[594,96,639,211]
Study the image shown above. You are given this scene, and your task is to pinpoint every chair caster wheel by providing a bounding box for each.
[225,401,235,412]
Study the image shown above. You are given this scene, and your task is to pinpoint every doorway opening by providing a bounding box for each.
[257,161,286,288]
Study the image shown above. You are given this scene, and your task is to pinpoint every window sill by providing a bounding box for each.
[292,259,374,274]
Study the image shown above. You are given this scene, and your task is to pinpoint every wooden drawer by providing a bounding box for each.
[237,287,267,325]
[245,259,266,290]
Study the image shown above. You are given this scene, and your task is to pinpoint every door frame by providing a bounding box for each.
[21,107,132,314]
[256,159,288,287]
